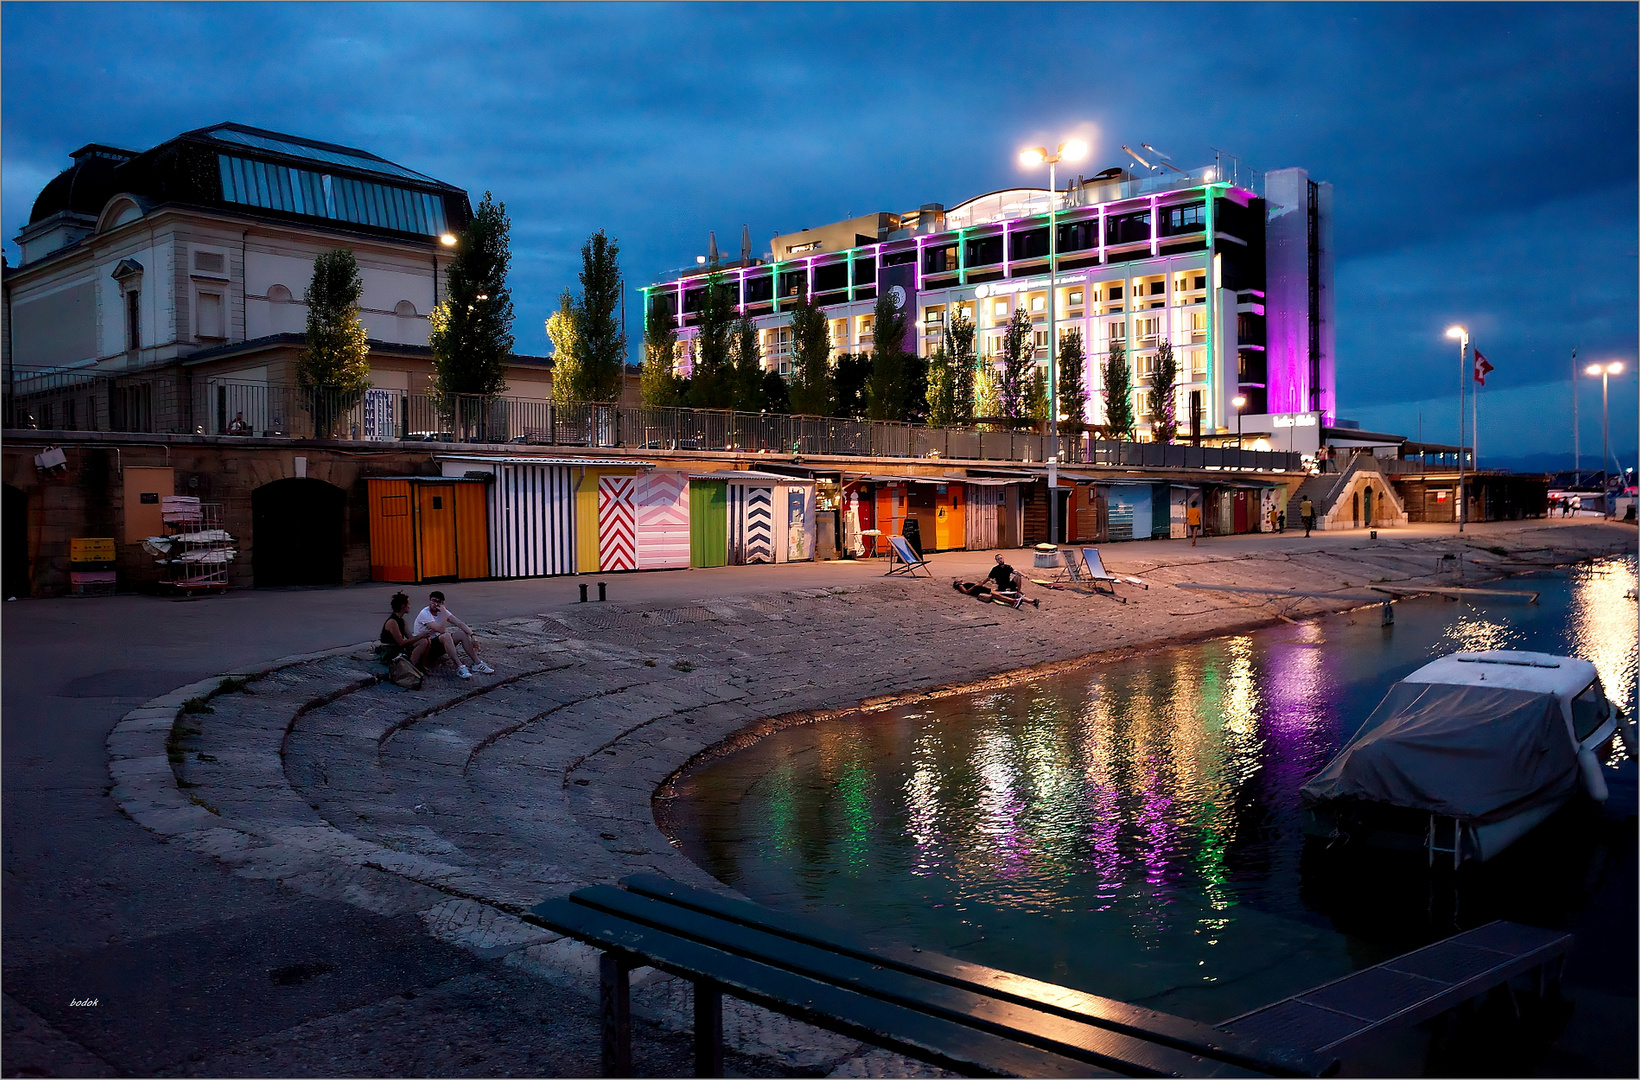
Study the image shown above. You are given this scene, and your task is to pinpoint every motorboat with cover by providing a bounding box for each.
[1301,650,1624,865]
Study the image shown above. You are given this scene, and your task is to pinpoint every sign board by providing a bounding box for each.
[71,538,115,562]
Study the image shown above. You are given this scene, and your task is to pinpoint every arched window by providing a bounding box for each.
[394,300,417,317]
[267,284,292,303]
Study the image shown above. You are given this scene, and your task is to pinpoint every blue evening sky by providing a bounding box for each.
[4,2,1635,463]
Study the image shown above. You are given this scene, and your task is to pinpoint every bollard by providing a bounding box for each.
[598,581,608,602]
[579,583,589,603]
[1381,599,1395,626]
[1370,529,1378,540]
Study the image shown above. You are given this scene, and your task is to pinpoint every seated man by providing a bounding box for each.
[412,590,495,679]
[955,555,1039,609]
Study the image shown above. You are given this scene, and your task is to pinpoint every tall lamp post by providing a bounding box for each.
[1446,326,1468,532]
[1232,395,1246,451]
[435,232,457,306]
[1020,138,1087,546]
[1585,360,1625,514]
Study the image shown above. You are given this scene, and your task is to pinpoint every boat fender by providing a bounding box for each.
[1579,747,1609,802]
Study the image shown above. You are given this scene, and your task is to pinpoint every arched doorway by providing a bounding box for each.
[1352,491,1360,526]
[1364,486,1375,525]
[252,478,346,587]
[3,485,29,598]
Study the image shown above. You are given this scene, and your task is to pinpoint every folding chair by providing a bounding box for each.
[884,534,932,577]
[1082,547,1147,602]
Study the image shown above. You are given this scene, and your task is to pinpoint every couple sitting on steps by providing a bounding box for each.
[380,590,495,680]
[954,553,1039,609]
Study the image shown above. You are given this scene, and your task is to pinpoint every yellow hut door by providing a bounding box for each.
[416,484,458,580]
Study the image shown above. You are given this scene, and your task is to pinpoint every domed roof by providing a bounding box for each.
[29,145,136,225]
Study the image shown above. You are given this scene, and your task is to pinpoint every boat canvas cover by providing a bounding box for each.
[1301,682,1579,824]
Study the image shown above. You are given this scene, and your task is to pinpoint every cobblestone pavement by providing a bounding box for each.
[103,522,1633,1075]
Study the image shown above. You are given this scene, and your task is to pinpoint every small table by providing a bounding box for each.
[860,529,883,558]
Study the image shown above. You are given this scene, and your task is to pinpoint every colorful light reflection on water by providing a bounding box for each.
[667,557,1637,1029]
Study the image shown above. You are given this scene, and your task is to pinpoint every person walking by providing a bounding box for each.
[1187,499,1203,547]
[1300,496,1315,537]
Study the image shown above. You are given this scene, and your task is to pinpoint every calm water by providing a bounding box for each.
[667,557,1637,1048]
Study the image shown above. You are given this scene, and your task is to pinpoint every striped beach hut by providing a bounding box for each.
[688,471,813,567]
[633,469,691,570]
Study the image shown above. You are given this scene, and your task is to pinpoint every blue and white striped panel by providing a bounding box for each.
[493,464,577,577]
[744,485,774,564]
[727,484,746,565]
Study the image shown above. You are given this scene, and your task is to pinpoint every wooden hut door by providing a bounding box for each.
[416,484,458,580]
[744,486,774,564]
[689,480,727,568]
[636,471,690,569]
[598,476,637,571]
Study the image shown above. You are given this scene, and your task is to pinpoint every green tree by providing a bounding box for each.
[575,229,626,402]
[686,271,736,409]
[946,307,978,426]
[925,345,955,428]
[640,304,683,407]
[865,291,910,420]
[974,362,1001,425]
[761,368,791,413]
[1103,341,1135,441]
[833,352,871,418]
[296,248,371,437]
[1150,339,1179,443]
[1026,364,1049,423]
[997,306,1034,423]
[429,191,514,405]
[1056,327,1089,434]
[545,289,583,408]
[903,350,929,425]
[787,290,834,416]
[730,316,765,411]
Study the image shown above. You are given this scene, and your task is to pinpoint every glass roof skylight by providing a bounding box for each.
[205,127,438,185]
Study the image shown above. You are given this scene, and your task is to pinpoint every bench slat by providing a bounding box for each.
[569,885,1253,1078]
[619,874,1323,1076]
[530,897,1111,1079]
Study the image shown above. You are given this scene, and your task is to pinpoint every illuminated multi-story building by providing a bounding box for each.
[644,161,1334,438]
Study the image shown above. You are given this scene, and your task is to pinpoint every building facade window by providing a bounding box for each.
[196,290,225,340]
[126,289,141,351]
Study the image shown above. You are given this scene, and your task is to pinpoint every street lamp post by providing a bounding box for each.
[1446,326,1468,532]
[1585,361,1625,514]
[1020,138,1087,545]
[435,232,457,306]
[1232,395,1246,451]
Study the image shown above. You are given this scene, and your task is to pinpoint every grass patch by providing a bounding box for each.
[670,660,694,672]
[1487,545,1509,556]
[166,718,202,765]
[195,752,218,763]
[180,697,214,715]
[217,676,251,695]
[186,793,221,816]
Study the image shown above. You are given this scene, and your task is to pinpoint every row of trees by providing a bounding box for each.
[295,200,1187,442]
[296,191,517,433]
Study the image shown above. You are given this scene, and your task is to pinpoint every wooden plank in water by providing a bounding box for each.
[1370,585,1539,602]
[1175,583,1385,603]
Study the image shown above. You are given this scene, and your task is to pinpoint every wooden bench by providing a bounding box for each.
[526,874,1334,1078]
[1217,920,1570,1063]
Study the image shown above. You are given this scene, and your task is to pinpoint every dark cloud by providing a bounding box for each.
[4,2,1634,454]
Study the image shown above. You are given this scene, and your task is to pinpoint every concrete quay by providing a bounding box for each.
[8,519,1631,1077]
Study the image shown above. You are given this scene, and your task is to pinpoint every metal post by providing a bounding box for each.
[1047,158,1059,547]
[693,980,724,1077]
[599,953,631,1077]
[1456,332,1467,533]
[1571,348,1579,486]
[1601,367,1611,510]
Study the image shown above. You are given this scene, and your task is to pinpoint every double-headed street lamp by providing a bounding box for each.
[1446,325,1469,532]
[1585,360,1625,511]
[1019,138,1087,544]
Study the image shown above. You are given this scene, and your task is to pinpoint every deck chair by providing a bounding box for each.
[885,534,932,577]
[1082,547,1148,601]
[1047,549,1097,593]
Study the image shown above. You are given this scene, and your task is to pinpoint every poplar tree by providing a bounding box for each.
[640,305,683,407]
[1103,341,1135,441]
[576,229,626,402]
[686,271,736,409]
[946,308,977,426]
[429,191,514,402]
[865,290,910,421]
[730,316,765,411]
[545,289,583,408]
[997,306,1034,423]
[787,290,834,416]
[925,345,955,428]
[1056,327,1089,434]
[1026,365,1049,423]
[1151,339,1179,443]
[975,362,1002,425]
[832,352,871,418]
[297,248,370,437]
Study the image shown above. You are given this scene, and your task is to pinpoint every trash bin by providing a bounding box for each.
[900,518,924,559]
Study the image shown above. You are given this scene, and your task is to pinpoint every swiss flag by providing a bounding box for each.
[1473,349,1495,385]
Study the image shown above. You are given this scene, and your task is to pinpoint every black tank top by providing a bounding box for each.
[381,613,408,646]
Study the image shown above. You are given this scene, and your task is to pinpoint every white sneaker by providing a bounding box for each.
[472,660,495,675]
[457,664,472,679]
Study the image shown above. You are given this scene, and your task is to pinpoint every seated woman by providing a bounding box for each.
[378,592,437,671]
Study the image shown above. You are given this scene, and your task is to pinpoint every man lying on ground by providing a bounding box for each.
[953,554,1039,609]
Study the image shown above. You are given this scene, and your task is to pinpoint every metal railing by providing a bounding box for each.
[6,375,1304,471]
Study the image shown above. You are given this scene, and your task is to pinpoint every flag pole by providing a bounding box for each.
[1571,347,1579,486]
[1472,343,1479,473]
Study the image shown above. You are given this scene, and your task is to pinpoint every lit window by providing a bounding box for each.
[994,300,1008,316]
[1067,290,1083,308]
[1031,296,1045,313]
